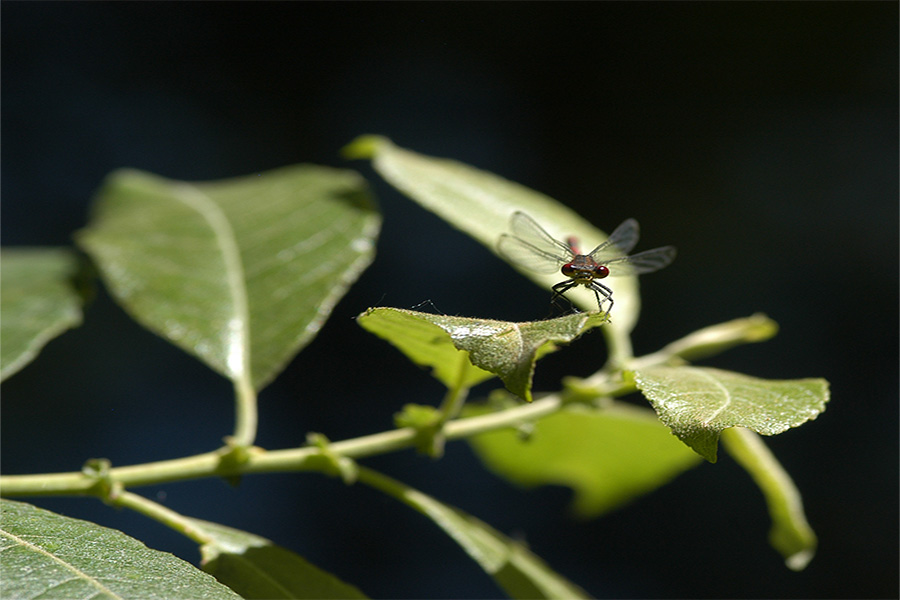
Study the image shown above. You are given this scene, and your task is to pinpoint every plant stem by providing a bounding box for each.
[231,377,258,448]
[1,315,779,499]
[436,352,473,424]
[109,489,215,546]
[0,394,564,497]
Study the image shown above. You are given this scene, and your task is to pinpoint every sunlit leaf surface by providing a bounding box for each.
[358,307,606,401]
[77,166,380,390]
[634,366,829,462]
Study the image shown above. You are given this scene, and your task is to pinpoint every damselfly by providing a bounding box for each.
[497,211,676,314]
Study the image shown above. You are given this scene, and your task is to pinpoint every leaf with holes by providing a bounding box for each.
[358,307,607,402]
[633,366,830,462]
[0,499,241,600]
[76,166,380,391]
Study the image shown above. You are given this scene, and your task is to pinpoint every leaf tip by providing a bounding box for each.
[784,547,816,571]
[746,312,779,342]
[342,135,391,160]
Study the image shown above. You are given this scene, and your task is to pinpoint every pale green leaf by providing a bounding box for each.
[357,307,607,401]
[357,467,590,599]
[0,499,242,600]
[356,307,496,390]
[76,166,380,390]
[466,401,703,516]
[633,366,830,462]
[345,135,645,343]
[0,248,84,382]
[721,427,817,570]
[191,519,367,599]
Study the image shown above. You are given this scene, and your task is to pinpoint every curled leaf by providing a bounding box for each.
[720,428,817,570]
[357,307,607,402]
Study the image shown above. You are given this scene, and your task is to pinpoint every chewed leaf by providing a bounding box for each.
[76,166,380,391]
[357,308,607,401]
[0,500,241,600]
[634,366,830,462]
[344,135,644,340]
[0,248,85,382]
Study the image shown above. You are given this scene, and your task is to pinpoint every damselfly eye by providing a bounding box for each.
[594,265,610,278]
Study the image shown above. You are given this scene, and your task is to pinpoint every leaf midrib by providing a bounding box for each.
[0,529,122,599]
[696,368,733,425]
[174,184,251,381]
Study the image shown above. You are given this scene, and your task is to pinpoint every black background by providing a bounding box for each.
[2,3,897,598]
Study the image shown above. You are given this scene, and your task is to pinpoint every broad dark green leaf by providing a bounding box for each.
[357,307,607,401]
[76,166,380,391]
[466,402,702,516]
[634,366,830,462]
[0,499,241,600]
[191,519,367,599]
[345,135,645,340]
[0,248,84,382]
[357,467,590,599]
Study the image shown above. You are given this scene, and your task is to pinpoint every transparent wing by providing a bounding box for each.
[497,212,573,274]
[603,245,677,276]
[497,233,567,274]
[508,211,574,257]
[586,218,640,261]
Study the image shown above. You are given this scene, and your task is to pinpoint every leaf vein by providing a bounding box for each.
[0,529,123,599]
[174,184,251,381]
[696,369,732,425]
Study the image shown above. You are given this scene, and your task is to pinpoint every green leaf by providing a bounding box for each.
[720,427,817,570]
[345,135,645,342]
[466,402,703,516]
[356,466,590,599]
[633,366,830,462]
[0,248,85,382]
[357,307,495,390]
[76,166,380,391]
[191,518,367,599]
[0,499,242,600]
[357,307,607,402]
